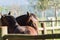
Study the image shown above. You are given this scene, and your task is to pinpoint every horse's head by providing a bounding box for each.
[1,13,18,33]
[1,12,17,29]
[27,12,39,31]
[1,14,16,26]
[1,14,8,26]
[27,12,39,34]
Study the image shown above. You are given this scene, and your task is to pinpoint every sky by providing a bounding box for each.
[0,0,29,6]
[0,0,59,18]
[0,0,38,16]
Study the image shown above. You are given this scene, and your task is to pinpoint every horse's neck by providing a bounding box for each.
[8,23,17,33]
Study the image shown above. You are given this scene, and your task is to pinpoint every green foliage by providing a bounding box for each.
[36,0,49,11]
[0,7,3,12]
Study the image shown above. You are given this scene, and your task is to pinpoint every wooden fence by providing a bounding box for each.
[0,20,60,40]
[0,26,60,40]
[2,34,60,40]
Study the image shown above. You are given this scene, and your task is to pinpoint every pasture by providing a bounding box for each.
[0,0,60,40]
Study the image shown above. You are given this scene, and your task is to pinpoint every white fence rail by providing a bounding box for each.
[1,26,60,36]
[38,26,60,30]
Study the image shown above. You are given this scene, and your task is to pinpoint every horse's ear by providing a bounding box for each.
[8,11,11,15]
[27,12,30,16]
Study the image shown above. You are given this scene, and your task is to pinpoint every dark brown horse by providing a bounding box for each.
[16,12,39,33]
[1,12,38,35]
[1,14,17,33]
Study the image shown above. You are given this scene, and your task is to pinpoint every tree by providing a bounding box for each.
[48,0,60,26]
[0,6,3,14]
[36,0,60,26]
[36,0,49,19]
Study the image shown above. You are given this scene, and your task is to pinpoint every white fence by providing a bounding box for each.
[1,26,60,36]
[39,26,60,30]
[0,26,60,40]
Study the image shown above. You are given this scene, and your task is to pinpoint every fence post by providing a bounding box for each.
[41,22,46,40]
[0,26,8,40]
[50,18,55,34]
[1,26,7,37]
[41,22,46,35]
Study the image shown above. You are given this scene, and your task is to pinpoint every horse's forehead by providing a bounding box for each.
[31,16,38,21]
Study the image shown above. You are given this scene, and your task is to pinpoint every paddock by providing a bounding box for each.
[1,20,60,40]
[0,26,60,40]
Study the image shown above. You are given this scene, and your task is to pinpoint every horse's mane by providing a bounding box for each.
[16,14,29,26]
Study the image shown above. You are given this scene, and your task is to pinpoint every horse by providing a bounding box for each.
[16,12,39,33]
[1,12,38,35]
[1,14,17,33]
